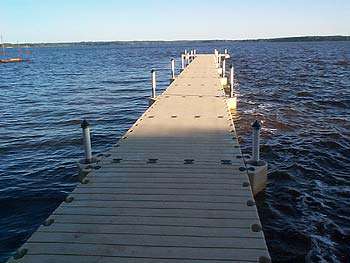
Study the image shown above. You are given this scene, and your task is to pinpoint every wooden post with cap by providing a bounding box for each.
[81,119,92,164]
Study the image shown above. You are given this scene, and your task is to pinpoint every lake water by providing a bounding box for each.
[0,41,349,262]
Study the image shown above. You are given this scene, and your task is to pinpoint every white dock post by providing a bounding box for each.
[224,48,228,54]
[214,49,220,69]
[151,69,156,98]
[81,119,92,164]
[171,59,175,81]
[218,53,221,67]
[230,64,234,98]
[184,50,188,67]
[252,120,261,164]
[246,120,268,196]
[222,58,226,77]
[181,54,185,70]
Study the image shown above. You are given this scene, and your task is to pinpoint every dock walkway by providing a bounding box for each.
[9,54,270,263]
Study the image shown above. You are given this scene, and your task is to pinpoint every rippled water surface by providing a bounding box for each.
[1,41,349,262]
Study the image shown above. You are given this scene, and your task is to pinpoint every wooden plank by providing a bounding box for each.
[67,193,250,203]
[37,223,261,238]
[51,214,260,228]
[9,254,261,263]
[72,187,252,197]
[52,206,258,219]
[60,200,253,210]
[16,243,268,261]
[78,182,248,190]
[28,232,267,249]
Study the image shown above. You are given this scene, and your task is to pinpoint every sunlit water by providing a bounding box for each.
[1,41,349,263]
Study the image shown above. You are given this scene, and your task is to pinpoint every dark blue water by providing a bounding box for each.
[1,41,349,263]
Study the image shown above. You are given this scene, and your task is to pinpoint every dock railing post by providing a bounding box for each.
[171,59,175,81]
[81,119,92,164]
[230,64,234,98]
[151,69,156,98]
[252,120,261,164]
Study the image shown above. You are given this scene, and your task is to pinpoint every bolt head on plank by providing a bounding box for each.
[43,218,55,226]
[64,196,74,203]
[13,248,28,259]
[251,223,262,232]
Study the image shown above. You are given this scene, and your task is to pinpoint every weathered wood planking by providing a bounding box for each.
[8,54,270,263]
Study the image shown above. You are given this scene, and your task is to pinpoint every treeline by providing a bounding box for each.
[2,35,349,48]
[262,35,350,42]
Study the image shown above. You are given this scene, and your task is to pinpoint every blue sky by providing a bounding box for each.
[1,0,349,43]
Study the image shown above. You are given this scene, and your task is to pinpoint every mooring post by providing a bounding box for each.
[222,58,226,77]
[252,120,261,164]
[247,120,268,196]
[224,48,228,54]
[171,58,175,80]
[81,119,92,164]
[230,64,234,98]
[151,69,156,98]
[181,54,185,70]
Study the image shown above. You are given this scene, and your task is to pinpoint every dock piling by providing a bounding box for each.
[181,54,185,70]
[230,64,234,98]
[252,120,261,164]
[171,59,175,81]
[214,49,218,67]
[222,58,226,77]
[247,119,268,196]
[151,69,156,98]
[81,119,92,164]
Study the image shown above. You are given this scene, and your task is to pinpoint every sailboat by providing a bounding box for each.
[0,35,29,63]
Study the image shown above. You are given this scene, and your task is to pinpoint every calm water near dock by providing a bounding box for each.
[0,41,349,263]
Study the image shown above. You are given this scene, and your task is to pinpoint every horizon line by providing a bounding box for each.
[1,35,349,45]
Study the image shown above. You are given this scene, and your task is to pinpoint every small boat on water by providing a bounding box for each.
[0,57,29,63]
[1,35,30,63]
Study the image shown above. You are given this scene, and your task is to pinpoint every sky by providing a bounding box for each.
[1,0,350,43]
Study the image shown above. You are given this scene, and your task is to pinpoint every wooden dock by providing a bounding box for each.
[9,53,270,263]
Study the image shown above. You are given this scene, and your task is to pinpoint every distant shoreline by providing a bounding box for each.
[2,35,350,48]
